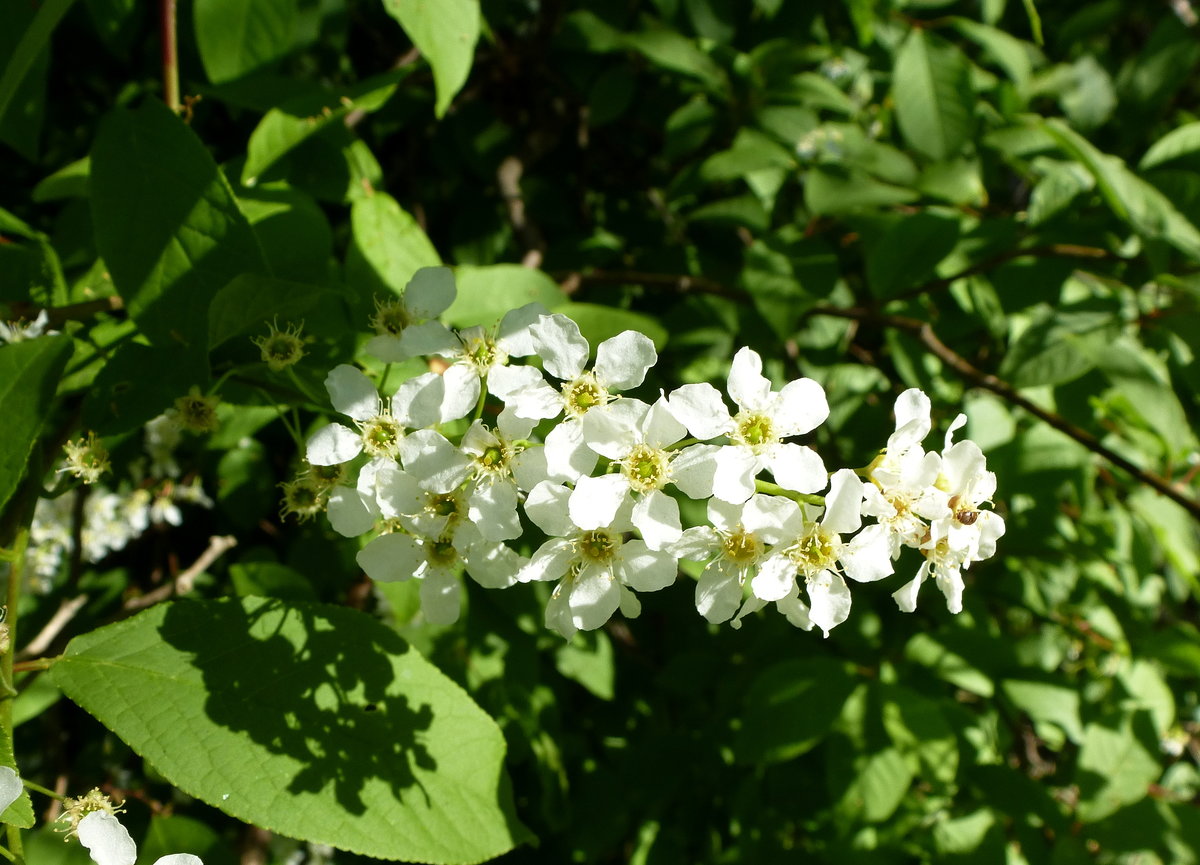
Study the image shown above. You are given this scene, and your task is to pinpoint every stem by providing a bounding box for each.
[160,0,179,112]
[1,526,26,863]
[472,378,488,423]
[16,778,58,799]
[754,479,825,506]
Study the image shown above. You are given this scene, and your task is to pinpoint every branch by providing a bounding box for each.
[124,535,237,612]
[17,595,87,659]
[498,155,547,269]
[554,269,747,300]
[809,305,1200,522]
[892,243,1117,302]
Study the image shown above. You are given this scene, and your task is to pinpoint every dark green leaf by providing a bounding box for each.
[893,30,975,161]
[0,335,71,514]
[194,0,300,84]
[51,597,531,863]
[735,657,859,764]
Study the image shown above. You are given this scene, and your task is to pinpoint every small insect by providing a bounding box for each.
[955,509,980,526]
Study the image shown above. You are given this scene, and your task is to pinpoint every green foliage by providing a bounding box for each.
[51,598,529,862]
[5,0,1200,863]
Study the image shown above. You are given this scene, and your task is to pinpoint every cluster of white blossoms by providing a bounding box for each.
[302,267,1004,639]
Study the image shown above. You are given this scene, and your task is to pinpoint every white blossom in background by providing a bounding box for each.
[671,494,796,624]
[0,309,55,344]
[574,397,691,550]
[363,266,457,362]
[519,481,677,638]
[495,315,657,481]
[0,766,21,815]
[77,810,202,865]
[667,347,829,504]
[144,413,183,477]
[751,469,893,636]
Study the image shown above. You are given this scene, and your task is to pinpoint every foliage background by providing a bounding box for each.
[3,0,1200,863]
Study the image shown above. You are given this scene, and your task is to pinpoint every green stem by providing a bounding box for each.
[377,363,393,395]
[285,366,324,408]
[754,479,825,507]
[17,778,59,799]
[664,437,701,451]
[472,377,488,423]
[1,525,26,863]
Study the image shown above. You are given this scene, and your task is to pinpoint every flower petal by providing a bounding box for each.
[727,347,772,412]
[569,564,622,631]
[495,302,548,358]
[751,553,796,602]
[396,320,458,359]
[403,266,456,318]
[841,524,895,583]
[711,445,759,504]
[643,397,687,448]
[356,533,424,582]
[544,419,597,482]
[325,365,379,422]
[806,570,851,637]
[0,767,20,814]
[670,443,719,499]
[306,423,362,466]
[892,561,931,613]
[617,540,678,592]
[666,383,732,440]
[152,857,205,865]
[671,525,720,561]
[533,314,589,380]
[544,580,576,638]
[392,372,445,429]
[420,567,462,625]
[327,485,379,536]
[469,477,522,541]
[594,330,657,391]
[631,489,682,550]
[520,537,576,583]
[569,474,629,530]
[695,560,743,623]
[766,443,827,494]
[772,376,829,436]
[523,480,575,536]
[742,493,801,544]
[78,811,137,865]
[363,334,408,363]
[438,364,481,423]
[821,468,863,535]
[374,463,423,519]
[463,536,524,588]
[580,399,646,460]
[399,429,472,493]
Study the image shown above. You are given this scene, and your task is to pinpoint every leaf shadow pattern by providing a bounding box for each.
[159,597,435,817]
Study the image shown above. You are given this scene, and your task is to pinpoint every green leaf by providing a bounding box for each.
[349,191,441,296]
[0,335,71,514]
[32,156,90,203]
[0,0,73,130]
[90,100,269,371]
[1027,160,1095,226]
[881,685,959,784]
[1141,624,1200,678]
[624,26,729,95]
[999,307,1119,389]
[735,657,858,764]
[381,0,481,117]
[1075,710,1161,823]
[230,561,318,601]
[241,70,409,185]
[1140,121,1200,172]
[443,265,563,330]
[904,632,995,697]
[51,597,530,863]
[1042,118,1200,260]
[829,742,914,823]
[804,165,919,214]
[80,341,199,436]
[1001,677,1084,744]
[892,29,975,161]
[554,631,615,700]
[237,186,333,285]
[863,211,961,300]
[949,18,1036,94]
[551,302,669,353]
[194,0,300,85]
[141,816,223,865]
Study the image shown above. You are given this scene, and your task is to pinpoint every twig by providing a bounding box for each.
[17,595,88,659]
[555,269,746,300]
[124,535,237,611]
[809,306,1200,522]
[891,243,1117,302]
[498,155,547,269]
[160,0,180,112]
[5,296,125,329]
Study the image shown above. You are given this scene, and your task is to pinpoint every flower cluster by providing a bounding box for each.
[300,267,1005,639]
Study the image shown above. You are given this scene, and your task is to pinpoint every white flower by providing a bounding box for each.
[572,397,691,549]
[0,766,22,816]
[77,810,202,865]
[892,417,1005,615]
[363,266,457,362]
[396,302,547,390]
[495,315,658,481]
[861,388,951,554]
[305,365,448,466]
[751,469,893,637]
[458,413,544,540]
[356,522,525,625]
[671,494,796,624]
[667,347,829,504]
[519,481,677,638]
[0,309,55,344]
